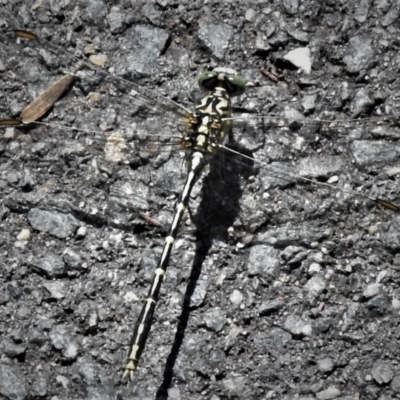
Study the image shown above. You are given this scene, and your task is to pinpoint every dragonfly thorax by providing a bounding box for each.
[180,85,233,155]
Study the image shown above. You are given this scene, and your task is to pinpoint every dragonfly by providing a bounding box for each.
[1,18,399,390]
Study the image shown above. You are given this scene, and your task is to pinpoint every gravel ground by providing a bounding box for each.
[1,1,400,400]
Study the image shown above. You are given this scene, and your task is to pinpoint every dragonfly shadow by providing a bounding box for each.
[155,141,255,399]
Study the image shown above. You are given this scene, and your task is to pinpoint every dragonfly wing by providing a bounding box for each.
[0,29,192,130]
[0,29,191,162]
[0,25,192,237]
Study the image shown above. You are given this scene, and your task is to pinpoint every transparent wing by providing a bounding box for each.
[2,28,399,224]
[0,28,192,138]
[0,27,193,235]
[2,25,399,220]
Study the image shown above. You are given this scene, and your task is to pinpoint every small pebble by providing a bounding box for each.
[76,226,87,237]
[245,8,256,21]
[17,229,31,241]
[317,357,334,373]
[89,54,108,67]
[363,283,381,298]
[230,290,243,305]
[392,298,400,309]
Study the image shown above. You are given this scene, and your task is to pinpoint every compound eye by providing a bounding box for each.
[198,69,247,96]
[198,71,217,92]
[226,74,246,97]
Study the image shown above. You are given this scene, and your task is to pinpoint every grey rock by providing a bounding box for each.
[372,361,394,384]
[282,0,299,15]
[30,373,48,397]
[2,339,27,358]
[350,87,375,117]
[0,364,27,400]
[198,21,234,60]
[382,6,400,26]
[202,308,226,332]
[257,222,330,247]
[115,25,169,76]
[27,207,79,239]
[296,155,346,179]
[30,253,66,278]
[247,244,280,278]
[287,27,309,43]
[222,376,250,397]
[75,357,101,385]
[283,315,313,337]
[62,248,83,269]
[258,299,285,316]
[301,94,317,112]
[382,215,400,251]
[49,325,79,360]
[106,180,149,222]
[316,386,341,399]
[140,247,160,283]
[6,170,19,184]
[253,328,291,354]
[83,0,107,20]
[0,289,11,306]
[16,305,30,319]
[205,349,225,373]
[342,302,360,332]
[342,330,365,343]
[106,9,125,33]
[86,386,115,400]
[363,283,381,298]
[88,311,98,328]
[259,161,298,189]
[281,245,304,260]
[60,140,87,157]
[354,0,373,23]
[317,357,335,373]
[343,36,374,73]
[305,274,326,303]
[367,293,391,315]
[141,3,162,25]
[350,140,400,166]
[314,317,333,333]
[391,373,400,393]
[43,281,68,300]
[191,278,208,307]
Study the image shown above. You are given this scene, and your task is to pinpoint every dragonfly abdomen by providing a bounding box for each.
[122,150,206,380]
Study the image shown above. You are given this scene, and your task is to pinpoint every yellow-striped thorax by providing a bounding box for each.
[181,67,246,155]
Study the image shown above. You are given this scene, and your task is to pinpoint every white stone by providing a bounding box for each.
[230,289,243,305]
[283,47,312,74]
[89,54,108,67]
[76,226,87,237]
[17,228,31,241]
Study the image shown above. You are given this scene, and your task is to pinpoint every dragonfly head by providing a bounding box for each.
[198,67,246,97]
